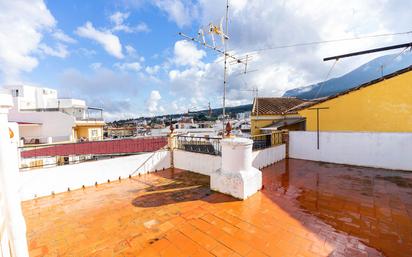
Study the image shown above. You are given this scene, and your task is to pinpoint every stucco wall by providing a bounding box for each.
[289,131,412,171]
[252,144,286,169]
[298,70,412,132]
[19,150,170,200]
[174,145,286,176]
[174,150,221,176]
[9,110,75,143]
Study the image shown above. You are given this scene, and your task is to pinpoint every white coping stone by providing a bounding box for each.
[210,137,262,200]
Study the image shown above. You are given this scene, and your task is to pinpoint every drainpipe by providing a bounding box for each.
[0,93,29,257]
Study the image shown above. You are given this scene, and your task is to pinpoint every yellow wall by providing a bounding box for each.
[299,70,412,132]
[74,125,104,141]
[251,114,298,135]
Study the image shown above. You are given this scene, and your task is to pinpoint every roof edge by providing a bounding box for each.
[295,64,412,111]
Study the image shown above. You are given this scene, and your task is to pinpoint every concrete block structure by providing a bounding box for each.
[211,137,262,199]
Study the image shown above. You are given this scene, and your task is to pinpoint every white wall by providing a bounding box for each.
[289,131,412,171]
[174,150,221,176]
[9,111,75,143]
[252,144,286,169]
[19,150,170,200]
[174,145,286,176]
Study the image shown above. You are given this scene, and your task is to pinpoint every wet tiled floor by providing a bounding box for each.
[22,159,412,256]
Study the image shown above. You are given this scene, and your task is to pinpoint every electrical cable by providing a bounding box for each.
[247,30,412,54]
[314,59,339,99]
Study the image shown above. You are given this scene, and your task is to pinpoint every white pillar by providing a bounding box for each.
[211,137,262,199]
[0,93,29,257]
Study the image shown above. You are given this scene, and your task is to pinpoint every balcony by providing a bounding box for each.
[73,107,104,122]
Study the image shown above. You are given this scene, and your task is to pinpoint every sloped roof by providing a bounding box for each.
[261,117,306,130]
[252,97,306,115]
[290,65,412,112]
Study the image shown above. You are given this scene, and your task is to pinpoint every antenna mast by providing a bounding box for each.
[222,0,229,135]
[178,0,251,137]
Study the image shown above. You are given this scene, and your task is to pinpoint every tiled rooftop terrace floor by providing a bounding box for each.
[22,159,412,257]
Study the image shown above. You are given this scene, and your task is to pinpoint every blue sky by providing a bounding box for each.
[1,0,412,120]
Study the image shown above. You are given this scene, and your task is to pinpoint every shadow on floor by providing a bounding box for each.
[131,168,238,207]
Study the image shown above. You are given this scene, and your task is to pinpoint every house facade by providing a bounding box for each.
[297,66,412,132]
[4,85,105,144]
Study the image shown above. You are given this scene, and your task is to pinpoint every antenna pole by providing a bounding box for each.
[222,0,229,136]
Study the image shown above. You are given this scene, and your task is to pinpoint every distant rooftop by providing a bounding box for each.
[252,97,306,115]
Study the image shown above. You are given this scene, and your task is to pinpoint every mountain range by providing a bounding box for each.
[283,51,412,99]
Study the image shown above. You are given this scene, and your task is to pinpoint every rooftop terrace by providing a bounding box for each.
[22,159,412,257]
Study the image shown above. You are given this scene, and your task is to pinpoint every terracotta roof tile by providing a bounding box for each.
[252,97,306,115]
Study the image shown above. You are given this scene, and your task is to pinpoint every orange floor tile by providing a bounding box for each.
[22,159,412,257]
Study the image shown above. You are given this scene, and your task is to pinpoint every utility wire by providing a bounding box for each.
[314,59,339,99]
[248,30,412,54]
[377,46,411,76]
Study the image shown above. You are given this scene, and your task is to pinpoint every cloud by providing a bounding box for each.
[75,21,124,59]
[38,43,69,58]
[52,29,76,44]
[59,67,140,96]
[124,44,145,62]
[0,0,55,82]
[135,22,150,33]
[145,90,163,114]
[114,62,142,72]
[153,0,198,28]
[109,11,150,33]
[125,45,137,55]
[145,65,160,75]
[58,66,163,118]
[161,0,412,109]
[89,62,102,70]
[173,40,206,66]
[75,48,97,57]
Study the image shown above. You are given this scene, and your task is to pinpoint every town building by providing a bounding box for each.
[250,97,307,135]
[236,111,251,120]
[4,85,105,144]
[106,127,136,138]
[295,66,412,132]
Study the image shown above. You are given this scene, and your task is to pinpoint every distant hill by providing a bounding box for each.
[190,104,252,116]
[283,52,412,99]
[110,104,253,124]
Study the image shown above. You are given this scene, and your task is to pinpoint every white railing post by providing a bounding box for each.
[0,93,29,257]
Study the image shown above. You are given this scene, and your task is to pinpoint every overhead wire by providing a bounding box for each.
[377,46,411,76]
[314,59,339,99]
[247,30,412,54]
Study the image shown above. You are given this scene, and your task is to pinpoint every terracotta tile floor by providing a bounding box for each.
[22,159,412,257]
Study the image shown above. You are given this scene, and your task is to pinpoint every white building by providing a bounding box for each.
[236,111,251,120]
[4,85,105,144]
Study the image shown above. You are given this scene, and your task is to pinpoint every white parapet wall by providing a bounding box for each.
[252,144,286,169]
[289,131,412,171]
[174,149,221,176]
[19,150,170,201]
[174,144,286,176]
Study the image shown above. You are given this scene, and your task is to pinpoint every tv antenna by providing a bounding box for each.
[178,0,252,137]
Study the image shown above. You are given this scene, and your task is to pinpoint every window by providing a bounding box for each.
[12,89,19,97]
[91,129,98,137]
